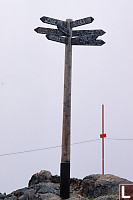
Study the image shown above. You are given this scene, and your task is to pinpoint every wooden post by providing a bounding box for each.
[35,15,105,199]
[60,19,72,199]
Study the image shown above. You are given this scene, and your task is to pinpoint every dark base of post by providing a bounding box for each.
[60,162,70,199]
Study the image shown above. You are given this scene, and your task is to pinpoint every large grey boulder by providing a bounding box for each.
[28,170,52,186]
[80,174,133,198]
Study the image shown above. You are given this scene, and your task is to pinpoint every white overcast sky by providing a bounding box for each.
[0,0,133,194]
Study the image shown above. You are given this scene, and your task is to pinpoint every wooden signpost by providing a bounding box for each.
[35,16,105,199]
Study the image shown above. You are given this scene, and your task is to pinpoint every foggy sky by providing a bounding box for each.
[0,0,133,194]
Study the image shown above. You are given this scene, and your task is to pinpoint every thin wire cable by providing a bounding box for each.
[0,145,61,157]
[0,139,100,157]
[106,137,133,141]
[1,137,133,157]
[71,139,100,146]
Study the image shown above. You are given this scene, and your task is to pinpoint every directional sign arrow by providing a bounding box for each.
[71,17,94,28]
[72,29,106,37]
[46,34,68,44]
[72,34,99,43]
[72,38,105,46]
[34,27,65,36]
[40,16,66,27]
[57,23,70,36]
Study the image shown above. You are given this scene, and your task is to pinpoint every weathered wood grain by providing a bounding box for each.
[61,19,72,163]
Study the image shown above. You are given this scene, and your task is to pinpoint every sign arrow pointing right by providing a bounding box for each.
[71,17,94,28]
[72,29,106,37]
[72,38,105,46]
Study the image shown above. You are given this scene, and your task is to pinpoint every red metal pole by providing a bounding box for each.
[100,107,107,173]
[102,104,104,175]
[102,137,104,175]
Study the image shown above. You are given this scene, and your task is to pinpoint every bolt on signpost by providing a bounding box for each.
[35,16,105,199]
[100,105,107,175]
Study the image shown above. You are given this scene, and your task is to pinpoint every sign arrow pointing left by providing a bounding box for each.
[34,27,65,36]
[46,34,68,44]
[40,16,66,27]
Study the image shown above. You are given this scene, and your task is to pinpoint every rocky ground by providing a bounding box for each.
[0,170,132,200]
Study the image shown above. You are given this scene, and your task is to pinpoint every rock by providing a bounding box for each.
[94,194,119,200]
[28,170,52,186]
[1,171,133,200]
[51,176,60,184]
[18,195,28,200]
[80,174,132,198]
[68,193,88,199]
[0,194,7,199]
[23,194,38,200]
[38,193,60,200]
[11,188,35,198]
[4,197,17,200]
[70,178,82,191]
[36,183,60,195]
